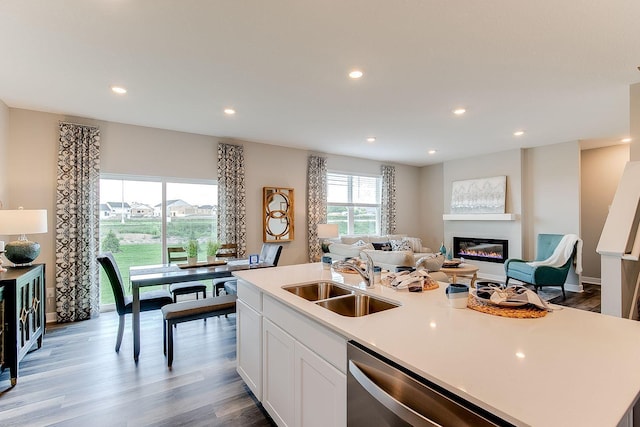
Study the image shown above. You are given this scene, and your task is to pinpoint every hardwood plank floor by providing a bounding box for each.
[0,311,275,427]
[0,284,602,426]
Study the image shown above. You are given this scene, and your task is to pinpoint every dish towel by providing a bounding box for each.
[526,234,582,274]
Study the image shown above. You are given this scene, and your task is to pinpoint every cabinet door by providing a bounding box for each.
[294,341,346,427]
[263,318,295,427]
[236,299,262,400]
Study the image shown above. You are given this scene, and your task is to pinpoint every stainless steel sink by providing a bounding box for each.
[283,281,354,301]
[316,294,400,317]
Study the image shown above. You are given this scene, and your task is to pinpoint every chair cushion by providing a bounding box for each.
[169,281,206,295]
[123,290,173,314]
[224,280,238,295]
[161,295,237,320]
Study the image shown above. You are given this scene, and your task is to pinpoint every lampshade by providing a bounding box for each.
[0,208,48,266]
[317,223,339,239]
[0,209,48,235]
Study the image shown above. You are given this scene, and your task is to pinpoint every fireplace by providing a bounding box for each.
[453,237,508,264]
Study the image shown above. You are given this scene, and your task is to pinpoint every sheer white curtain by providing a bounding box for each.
[380,164,397,235]
[56,122,101,322]
[217,143,247,257]
[307,155,327,262]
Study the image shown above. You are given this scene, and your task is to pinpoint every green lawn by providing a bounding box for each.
[99,243,163,305]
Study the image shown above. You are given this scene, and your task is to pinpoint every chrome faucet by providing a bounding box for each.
[335,252,375,288]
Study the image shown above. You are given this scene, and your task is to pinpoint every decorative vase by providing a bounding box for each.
[207,255,217,264]
[439,242,447,256]
[187,256,197,266]
[447,247,454,260]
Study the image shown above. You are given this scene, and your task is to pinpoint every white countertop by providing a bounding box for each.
[234,263,640,427]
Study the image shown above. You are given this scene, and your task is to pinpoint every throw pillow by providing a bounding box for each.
[353,239,368,247]
[403,237,423,252]
[390,239,412,251]
[372,242,392,251]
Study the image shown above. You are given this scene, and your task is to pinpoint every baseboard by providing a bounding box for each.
[581,276,601,285]
[46,312,56,323]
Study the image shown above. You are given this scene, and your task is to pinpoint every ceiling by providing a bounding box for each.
[1,1,639,166]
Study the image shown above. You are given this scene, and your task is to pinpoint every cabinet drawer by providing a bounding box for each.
[237,279,262,312]
[263,295,346,374]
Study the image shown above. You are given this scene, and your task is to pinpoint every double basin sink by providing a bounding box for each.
[283,281,400,317]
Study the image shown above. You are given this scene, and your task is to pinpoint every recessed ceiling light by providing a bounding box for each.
[622,137,632,143]
[513,130,525,136]
[428,150,437,155]
[515,351,526,359]
[366,137,376,143]
[224,108,236,115]
[111,86,127,95]
[348,70,363,79]
[453,108,466,115]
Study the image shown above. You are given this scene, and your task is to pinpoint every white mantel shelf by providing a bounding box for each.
[442,213,518,221]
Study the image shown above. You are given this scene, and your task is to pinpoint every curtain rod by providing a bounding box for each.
[58,120,99,129]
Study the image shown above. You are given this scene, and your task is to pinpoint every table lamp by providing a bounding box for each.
[0,207,48,266]
[317,223,339,255]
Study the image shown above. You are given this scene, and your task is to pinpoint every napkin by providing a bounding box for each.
[477,284,552,311]
[383,269,435,292]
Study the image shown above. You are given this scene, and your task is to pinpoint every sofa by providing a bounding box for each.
[324,234,447,280]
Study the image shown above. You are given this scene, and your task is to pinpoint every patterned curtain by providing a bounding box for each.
[380,164,397,235]
[56,122,101,322]
[217,143,247,257]
[307,155,327,262]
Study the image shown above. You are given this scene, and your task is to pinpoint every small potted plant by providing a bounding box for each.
[206,239,220,263]
[186,239,198,265]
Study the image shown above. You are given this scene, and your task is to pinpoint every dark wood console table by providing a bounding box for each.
[0,264,45,386]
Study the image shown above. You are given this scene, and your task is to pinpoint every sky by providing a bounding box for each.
[100,179,217,207]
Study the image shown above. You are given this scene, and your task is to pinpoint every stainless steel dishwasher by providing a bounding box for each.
[347,341,515,427]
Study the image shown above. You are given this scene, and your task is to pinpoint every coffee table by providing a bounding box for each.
[440,262,479,287]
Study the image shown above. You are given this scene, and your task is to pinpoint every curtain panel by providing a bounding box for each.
[306,155,327,262]
[381,164,397,235]
[217,143,247,257]
[55,122,101,322]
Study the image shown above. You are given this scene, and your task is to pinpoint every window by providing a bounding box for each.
[99,175,217,307]
[327,172,381,235]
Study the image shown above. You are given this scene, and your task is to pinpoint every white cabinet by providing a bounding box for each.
[236,299,262,400]
[294,341,346,427]
[263,319,296,427]
[263,318,347,427]
[237,281,347,427]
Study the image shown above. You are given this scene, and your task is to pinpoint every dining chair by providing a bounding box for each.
[223,244,283,295]
[97,252,173,353]
[212,243,239,296]
[215,243,238,259]
[166,247,208,302]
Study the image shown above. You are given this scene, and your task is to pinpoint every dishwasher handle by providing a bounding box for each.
[348,360,442,427]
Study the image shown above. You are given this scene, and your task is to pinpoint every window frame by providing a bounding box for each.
[326,170,381,235]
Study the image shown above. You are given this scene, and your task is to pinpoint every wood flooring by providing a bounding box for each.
[0,311,275,427]
[0,284,602,426]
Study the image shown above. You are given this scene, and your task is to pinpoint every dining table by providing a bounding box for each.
[129,259,273,361]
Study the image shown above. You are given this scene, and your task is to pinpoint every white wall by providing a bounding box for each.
[4,108,422,319]
[0,100,8,206]
[442,149,524,279]
[580,145,629,280]
[523,141,581,288]
[418,163,444,252]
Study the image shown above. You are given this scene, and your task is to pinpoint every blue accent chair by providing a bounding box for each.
[504,234,577,299]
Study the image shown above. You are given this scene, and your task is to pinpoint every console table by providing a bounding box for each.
[0,264,45,386]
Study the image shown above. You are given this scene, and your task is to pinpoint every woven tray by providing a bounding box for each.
[467,295,548,318]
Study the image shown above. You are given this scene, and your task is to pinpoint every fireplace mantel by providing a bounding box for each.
[442,213,518,221]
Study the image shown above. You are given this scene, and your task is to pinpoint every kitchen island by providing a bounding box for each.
[233,263,640,426]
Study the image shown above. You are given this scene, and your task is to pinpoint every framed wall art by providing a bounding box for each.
[450,176,506,214]
[263,187,294,242]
